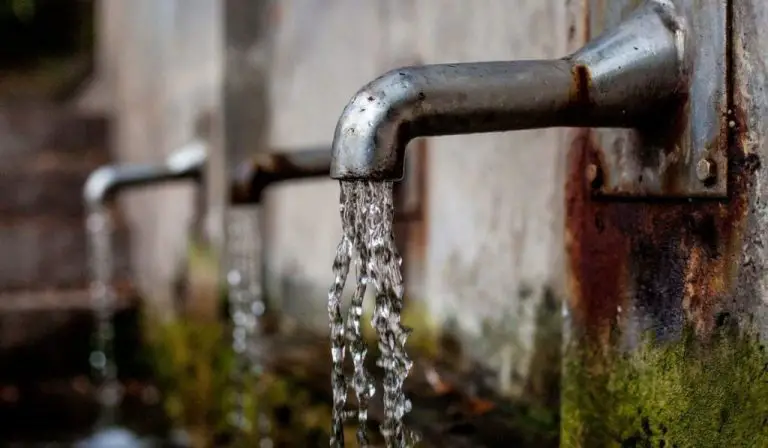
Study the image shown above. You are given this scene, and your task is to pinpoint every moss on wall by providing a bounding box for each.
[562,324,768,447]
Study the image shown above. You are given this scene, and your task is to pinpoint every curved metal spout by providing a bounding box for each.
[330,0,686,180]
[83,139,207,208]
[230,146,332,204]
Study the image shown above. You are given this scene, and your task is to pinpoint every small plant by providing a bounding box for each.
[143,314,236,447]
[142,310,336,446]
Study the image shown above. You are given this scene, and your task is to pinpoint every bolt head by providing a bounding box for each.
[585,163,603,189]
[696,159,716,183]
[586,164,598,182]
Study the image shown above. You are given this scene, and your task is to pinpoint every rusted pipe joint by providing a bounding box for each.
[229,147,333,205]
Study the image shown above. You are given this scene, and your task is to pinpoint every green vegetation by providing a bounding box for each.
[143,314,334,447]
[144,316,234,446]
[3,0,35,21]
[562,325,768,447]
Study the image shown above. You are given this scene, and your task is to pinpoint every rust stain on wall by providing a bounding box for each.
[565,130,629,347]
[565,102,754,346]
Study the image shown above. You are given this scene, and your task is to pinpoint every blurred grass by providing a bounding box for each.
[1,0,36,21]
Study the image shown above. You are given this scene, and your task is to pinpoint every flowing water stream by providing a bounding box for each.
[225,206,272,445]
[329,181,416,447]
[85,206,122,426]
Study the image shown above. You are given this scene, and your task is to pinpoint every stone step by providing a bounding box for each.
[0,218,132,291]
[0,285,137,314]
[0,103,135,296]
[0,103,110,164]
[0,295,144,382]
[0,170,92,217]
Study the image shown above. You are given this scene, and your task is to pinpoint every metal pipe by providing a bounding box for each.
[330,0,686,180]
[230,146,333,205]
[83,139,207,208]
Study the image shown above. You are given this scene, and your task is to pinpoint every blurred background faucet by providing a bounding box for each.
[83,140,207,209]
[229,146,333,205]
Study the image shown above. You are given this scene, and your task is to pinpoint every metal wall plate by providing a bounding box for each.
[589,0,729,198]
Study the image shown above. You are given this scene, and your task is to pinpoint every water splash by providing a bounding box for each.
[225,206,271,443]
[346,183,377,446]
[85,206,122,425]
[328,183,355,446]
[364,182,414,446]
[328,181,417,447]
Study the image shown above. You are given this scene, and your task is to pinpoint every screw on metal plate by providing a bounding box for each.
[328,0,728,202]
[696,159,716,184]
[586,163,603,189]
[586,0,729,199]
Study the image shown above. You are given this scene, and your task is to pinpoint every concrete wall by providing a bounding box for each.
[93,0,223,316]
[266,0,567,396]
[265,0,383,327]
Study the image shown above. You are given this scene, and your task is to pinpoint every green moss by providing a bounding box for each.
[143,314,234,446]
[186,238,220,271]
[142,311,334,447]
[562,325,768,447]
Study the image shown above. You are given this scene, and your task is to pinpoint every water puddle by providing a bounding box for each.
[329,181,416,447]
[86,206,123,425]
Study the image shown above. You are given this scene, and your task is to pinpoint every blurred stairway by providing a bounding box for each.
[0,102,141,380]
[0,101,164,443]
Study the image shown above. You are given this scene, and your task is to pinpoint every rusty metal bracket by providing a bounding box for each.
[589,0,729,199]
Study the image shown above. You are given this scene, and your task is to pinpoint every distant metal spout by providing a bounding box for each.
[230,146,332,204]
[330,0,686,180]
[83,139,207,208]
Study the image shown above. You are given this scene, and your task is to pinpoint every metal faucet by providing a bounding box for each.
[330,0,686,180]
[83,139,207,208]
[230,146,333,204]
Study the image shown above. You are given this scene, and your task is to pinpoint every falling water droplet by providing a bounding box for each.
[228,269,243,286]
[328,181,418,447]
[226,207,271,445]
[85,206,121,425]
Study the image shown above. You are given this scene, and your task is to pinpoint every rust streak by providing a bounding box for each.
[565,102,754,348]
[569,64,593,108]
[566,129,629,347]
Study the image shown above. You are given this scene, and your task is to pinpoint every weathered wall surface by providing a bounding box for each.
[734,0,768,338]
[266,0,567,397]
[96,0,222,315]
[560,1,768,445]
[416,1,567,396]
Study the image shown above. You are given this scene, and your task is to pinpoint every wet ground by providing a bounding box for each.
[0,377,175,446]
[0,327,558,447]
[258,331,559,448]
